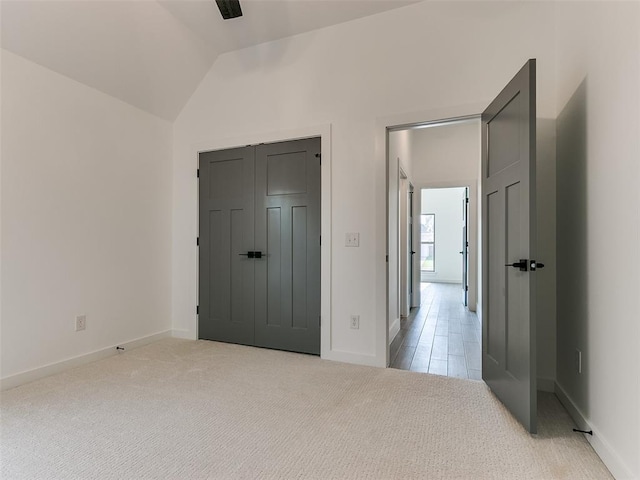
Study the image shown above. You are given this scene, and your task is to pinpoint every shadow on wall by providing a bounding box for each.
[556,78,589,419]
[536,116,557,387]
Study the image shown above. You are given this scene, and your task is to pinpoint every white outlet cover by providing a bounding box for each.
[345,232,360,247]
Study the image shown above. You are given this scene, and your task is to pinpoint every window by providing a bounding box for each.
[421,214,435,273]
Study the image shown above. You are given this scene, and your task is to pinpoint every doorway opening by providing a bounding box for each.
[419,187,468,292]
[387,118,482,380]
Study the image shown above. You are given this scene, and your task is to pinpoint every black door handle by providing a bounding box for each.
[505,259,528,271]
[238,251,263,259]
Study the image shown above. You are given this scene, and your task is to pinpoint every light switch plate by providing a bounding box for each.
[75,315,86,332]
[345,232,360,247]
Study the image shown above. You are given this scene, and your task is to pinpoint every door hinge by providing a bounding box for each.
[196,237,199,246]
[386,255,389,262]
[319,235,321,246]
[196,305,199,315]
[315,153,321,165]
[465,285,469,291]
[466,197,469,204]
[319,316,321,327]
[197,169,200,178]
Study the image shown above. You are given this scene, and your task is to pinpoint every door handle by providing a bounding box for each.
[530,260,545,271]
[505,259,528,271]
[238,251,264,259]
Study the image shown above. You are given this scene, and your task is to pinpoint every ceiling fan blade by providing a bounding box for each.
[216,0,243,20]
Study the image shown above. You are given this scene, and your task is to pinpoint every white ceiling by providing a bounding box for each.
[1,0,419,121]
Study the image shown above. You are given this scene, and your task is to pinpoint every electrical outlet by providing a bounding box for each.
[345,233,360,247]
[75,315,86,332]
[575,349,582,374]
[350,315,360,329]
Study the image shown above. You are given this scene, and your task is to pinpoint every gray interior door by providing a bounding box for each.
[409,185,415,308]
[198,146,255,345]
[198,138,321,355]
[462,188,469,306]
[481,59,537,433]
[254,138,321,354]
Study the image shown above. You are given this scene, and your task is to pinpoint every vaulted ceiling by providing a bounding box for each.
[1,0,419,121]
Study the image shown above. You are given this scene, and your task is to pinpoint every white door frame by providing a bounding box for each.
[381,108,483,367]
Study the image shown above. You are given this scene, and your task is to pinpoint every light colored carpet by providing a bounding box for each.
[1,338,611,479]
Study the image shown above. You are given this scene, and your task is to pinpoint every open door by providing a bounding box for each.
[409,185,415,308]
[482,59,538,433]
[461,187,469,306]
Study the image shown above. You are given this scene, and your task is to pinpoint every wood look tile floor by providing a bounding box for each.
[390,283,482,380]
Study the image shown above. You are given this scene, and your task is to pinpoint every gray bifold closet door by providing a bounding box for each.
[198,138,321,355]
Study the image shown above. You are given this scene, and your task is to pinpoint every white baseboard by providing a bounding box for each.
[0,330,172,391]
[323,349,384,368]
[555,382,635,480]
[389,318,401,344]
[423,279,462,284]
[171,329,195,340]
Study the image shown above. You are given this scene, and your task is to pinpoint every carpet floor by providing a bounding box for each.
[1,338,612,479]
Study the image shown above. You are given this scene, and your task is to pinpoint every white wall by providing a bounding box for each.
[555,3,640,479]
[420,188,465,284]
[172,1,557,368]
[0,50,173,382]
[411,121,481,187]
[389,129,413,179]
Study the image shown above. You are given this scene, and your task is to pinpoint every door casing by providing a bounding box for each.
[385,117,481,366]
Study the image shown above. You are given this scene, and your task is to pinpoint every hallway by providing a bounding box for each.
[390,283,482,380]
